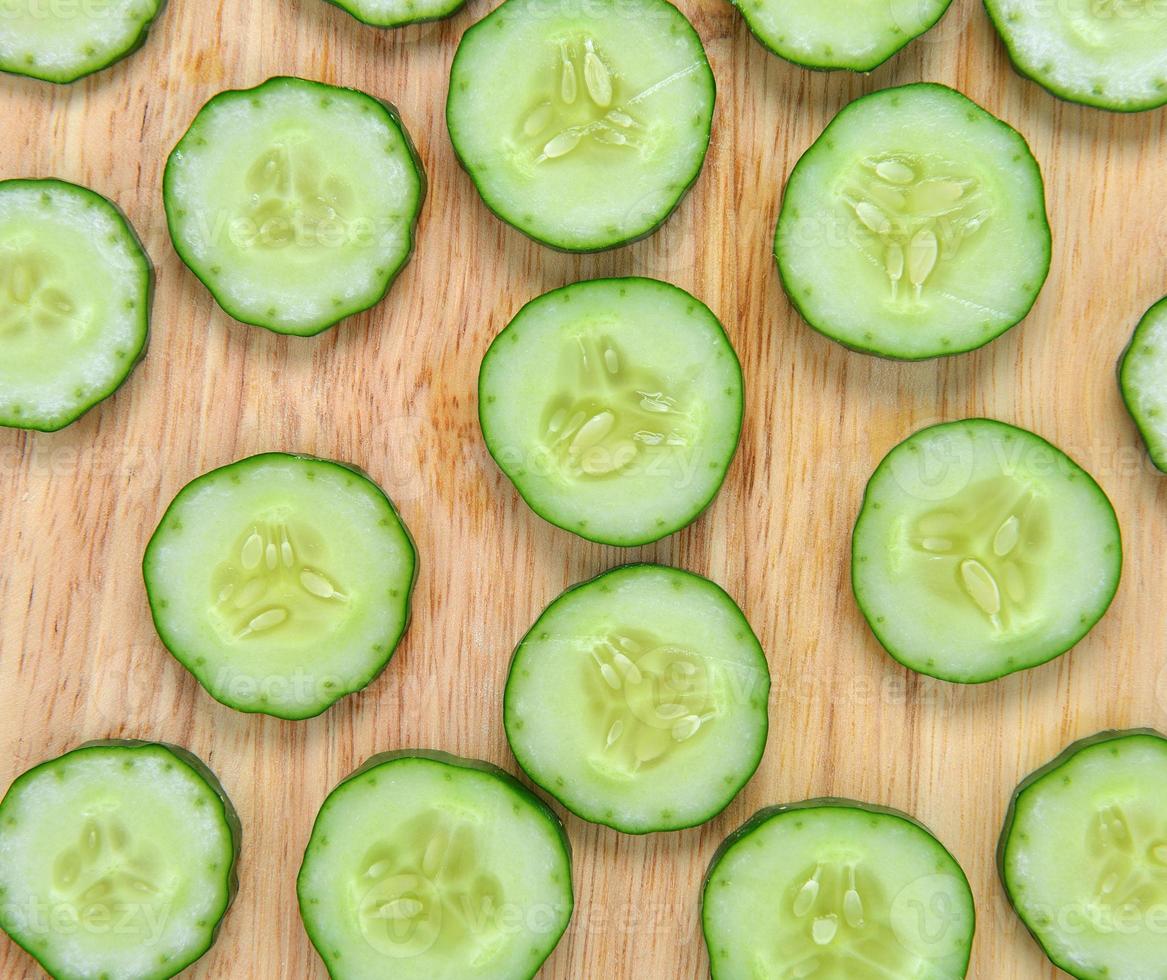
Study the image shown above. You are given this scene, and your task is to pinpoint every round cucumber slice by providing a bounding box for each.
[999,730,1167,979]
[985,0,1167,112]
[702,799,975,979]
[0,740,239,980]
[446,0,715,252]
[775,82,1051,361]
[504,564,770,834]
[0,178,151,432]
[852,419,1122,683]
[142,452,417,720]
[1119,296,1167,473]
[164,76,425,336]
[322,0,465,28]
[0,0,164,83]
[479,278,743,547]
[733,0,954,72]
[297,750,573,980]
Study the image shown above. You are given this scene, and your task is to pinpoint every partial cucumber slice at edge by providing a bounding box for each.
[321,0,467,28]
[1119,296,1167,473]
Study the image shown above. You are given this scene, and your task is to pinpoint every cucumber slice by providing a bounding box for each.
[479,278,743,546]
[164,76,425,336]
[999,729,1167,979]
[322,0,465,28]
[0,740,239,980]
[985,0,1167,112]
[297,750,573,980]
[1119,296,1167,473]
[446,0,715,252]
[142,452,417,720]
[0,0,164,83]
[702,799,975,979]
[852,419,1122,683]
[0,178,151,432]
[734,0,953,72]
[504,564,770,834]
[775,82,1051,360]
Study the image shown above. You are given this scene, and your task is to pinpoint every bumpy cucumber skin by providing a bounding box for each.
[446,0,715,254]
[1118,296,1167,473]
[852,418,1122,684]
[503,562,770,834]
[297,749,574,980]
[478,277,744,547]
[0,0,167,84]
[774,82,1051,361]
[983,1,1167,113]
[163,76,427,337]
[702,797,976,980]
[731,0,954,73]
[0,739,240,980]
[997,729,1167,980]
[0,178,152,433]
[321,0,467,29]
[141,452,419,721]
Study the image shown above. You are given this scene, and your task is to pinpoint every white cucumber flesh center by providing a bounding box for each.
[211,517,351,643]
[352,810,506,963]
[237,136,362,251]
[49,814,173,938]
[840,153,992,307]
[907,476,1046,632]
[518,35,654,166]
[0,245,94,351]
[541,328,695,479]
[583,629,720,778]
[765,858,952,975]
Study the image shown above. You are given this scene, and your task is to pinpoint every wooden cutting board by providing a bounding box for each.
[2,0,1166,975]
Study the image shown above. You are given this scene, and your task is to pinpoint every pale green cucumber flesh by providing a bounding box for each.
[297,751,573,980]
[985,0,1167,112]
[323,0,465,28]
[142,452,417,720]
[0,741,238,980]
[0,178,151,431]
[0,0,164,83]
[446,0,715,252]
[734,0,953,72]
[478,277,743,547]
[999,730,1167,979]
[775,83,1051,360]
[164,76,425,336]
[702,799,975,979]
[504,563,770,834]
[1119,296,1167,472]
[851,418,1121,683]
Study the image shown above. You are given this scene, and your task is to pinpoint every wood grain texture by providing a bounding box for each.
[2,0,1166,976]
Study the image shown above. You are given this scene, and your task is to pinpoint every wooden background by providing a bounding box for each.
[2,0,1166,976]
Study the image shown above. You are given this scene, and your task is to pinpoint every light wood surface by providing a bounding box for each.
[2,0,1166,976]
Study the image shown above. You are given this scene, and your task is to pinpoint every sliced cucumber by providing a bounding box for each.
[479,278,743,547]
[852,419,1122,683]
[0,0,164,83]
[446,0,715,252]
[999,730,1167,979]
[164,76,425,336]
[297,750,573,980]
[322,0,465,28]
[775,82,1051,360]
[0,178,151,432]
[734,0,953,72]
[702,799,975,979]
[1119,296,1167,473]
[142,452,417,720]
[0,740,239,980]
[985,0,1167,112]
[504,564,770,834]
